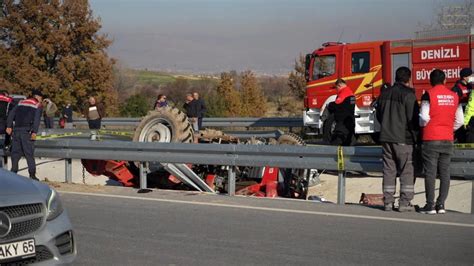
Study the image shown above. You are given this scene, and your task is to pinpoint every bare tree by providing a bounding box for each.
[420,0,474,30]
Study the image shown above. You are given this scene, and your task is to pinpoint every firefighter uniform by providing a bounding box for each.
[328,85,355,146]
[6,91,43,179]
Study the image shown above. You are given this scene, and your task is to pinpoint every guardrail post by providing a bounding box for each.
[65,158,72,183]
[228,166,236,196]
[139,162,147,190]
[337,170,346,205]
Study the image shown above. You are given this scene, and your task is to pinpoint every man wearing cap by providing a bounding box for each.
[6,89,43,180]
[452,67,472,142]
[327,79,355,146]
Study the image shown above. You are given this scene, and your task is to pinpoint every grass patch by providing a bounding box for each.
[134,70,177,86]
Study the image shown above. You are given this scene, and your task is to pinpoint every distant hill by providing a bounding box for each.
[132,69,217,87]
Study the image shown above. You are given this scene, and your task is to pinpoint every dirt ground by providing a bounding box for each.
[11,158,473,214]
[308,173,472,213]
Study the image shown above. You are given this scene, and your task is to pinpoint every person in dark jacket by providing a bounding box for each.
[6,89,43,180]
[376,67,419,212]
[0,90,13,140]
[183,93,199,143]
[84,96,105,130]
[183,93,199,130]
[193,92,206,130]
[452,68,472,143]
[0,90,13,165]
[327,79,355,146]
[61,102,74,129]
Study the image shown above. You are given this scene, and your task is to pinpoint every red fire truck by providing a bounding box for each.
[303,28,474,141]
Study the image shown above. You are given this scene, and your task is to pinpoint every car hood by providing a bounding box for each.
[0,169,50,199]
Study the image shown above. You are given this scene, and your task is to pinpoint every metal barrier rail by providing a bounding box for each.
[53,117,304,128]
[1,139,472,212]
[36,129,284,140]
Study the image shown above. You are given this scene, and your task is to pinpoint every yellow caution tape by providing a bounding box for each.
[337,146,344,171]
[36,132,84,140]
[454,143,474,149]
[98,130,133,137]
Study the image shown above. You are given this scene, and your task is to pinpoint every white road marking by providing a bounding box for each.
[59,191,474,228]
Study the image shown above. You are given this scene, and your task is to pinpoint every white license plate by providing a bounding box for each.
[0,239,35,262]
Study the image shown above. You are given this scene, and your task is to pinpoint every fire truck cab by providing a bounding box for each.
[303,28,474,141]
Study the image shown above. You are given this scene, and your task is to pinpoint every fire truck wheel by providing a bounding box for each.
[322,113,336,144]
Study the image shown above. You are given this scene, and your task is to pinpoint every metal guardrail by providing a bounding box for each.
[53,117,304,128]
[1,139,473,212]
[36,129,285,140]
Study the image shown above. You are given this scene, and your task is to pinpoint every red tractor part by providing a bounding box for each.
[205,174,216,190]
[81,159,136,187]
[236,167,279,197]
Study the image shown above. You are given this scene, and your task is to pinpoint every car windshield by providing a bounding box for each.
[312,55,336,80]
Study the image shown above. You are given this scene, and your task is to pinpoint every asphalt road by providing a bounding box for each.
[61,189,474,266]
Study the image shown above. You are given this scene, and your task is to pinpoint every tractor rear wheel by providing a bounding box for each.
[132,106,194,174]
[133,106,194,144]
[276,133,309,199]
[277,132,306,145]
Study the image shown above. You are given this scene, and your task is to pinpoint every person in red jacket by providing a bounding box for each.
[418,69,464,214]
[327,79,355,146]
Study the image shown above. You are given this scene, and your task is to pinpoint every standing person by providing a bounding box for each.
[62,102,74,129]
[327,79,355,146]
[153,94,168,110]
[418,69,464,214]
[84,96,105,130]
[193,92,206,130]
[6,89,43,180]
[183,93,199,136]
[42,97,57,129]
[0,90,13,140]
[0,90,13,165]
[451,68,472,142]
[376,67,419,212]
[465,84,474,143]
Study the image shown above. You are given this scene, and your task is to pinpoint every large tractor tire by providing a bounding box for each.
[133,106,194,144]
[277,132,306,146]
[276,133,310,199]
[131,106,194,174]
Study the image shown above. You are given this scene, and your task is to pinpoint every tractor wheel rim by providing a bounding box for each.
[139,118,172,143]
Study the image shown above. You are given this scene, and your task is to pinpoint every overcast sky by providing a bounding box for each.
[90,0,445,74]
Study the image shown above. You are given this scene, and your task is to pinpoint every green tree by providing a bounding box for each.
[287,54,307,100]
[203,90,226,117]
[0,0,118,115]
[120,94,149,117]
[240,70,267,117]
[216,72,241,117]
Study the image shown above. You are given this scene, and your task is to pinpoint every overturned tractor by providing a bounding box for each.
[82,106,318,199]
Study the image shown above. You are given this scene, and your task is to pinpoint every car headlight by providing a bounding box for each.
[47,190,64,221]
